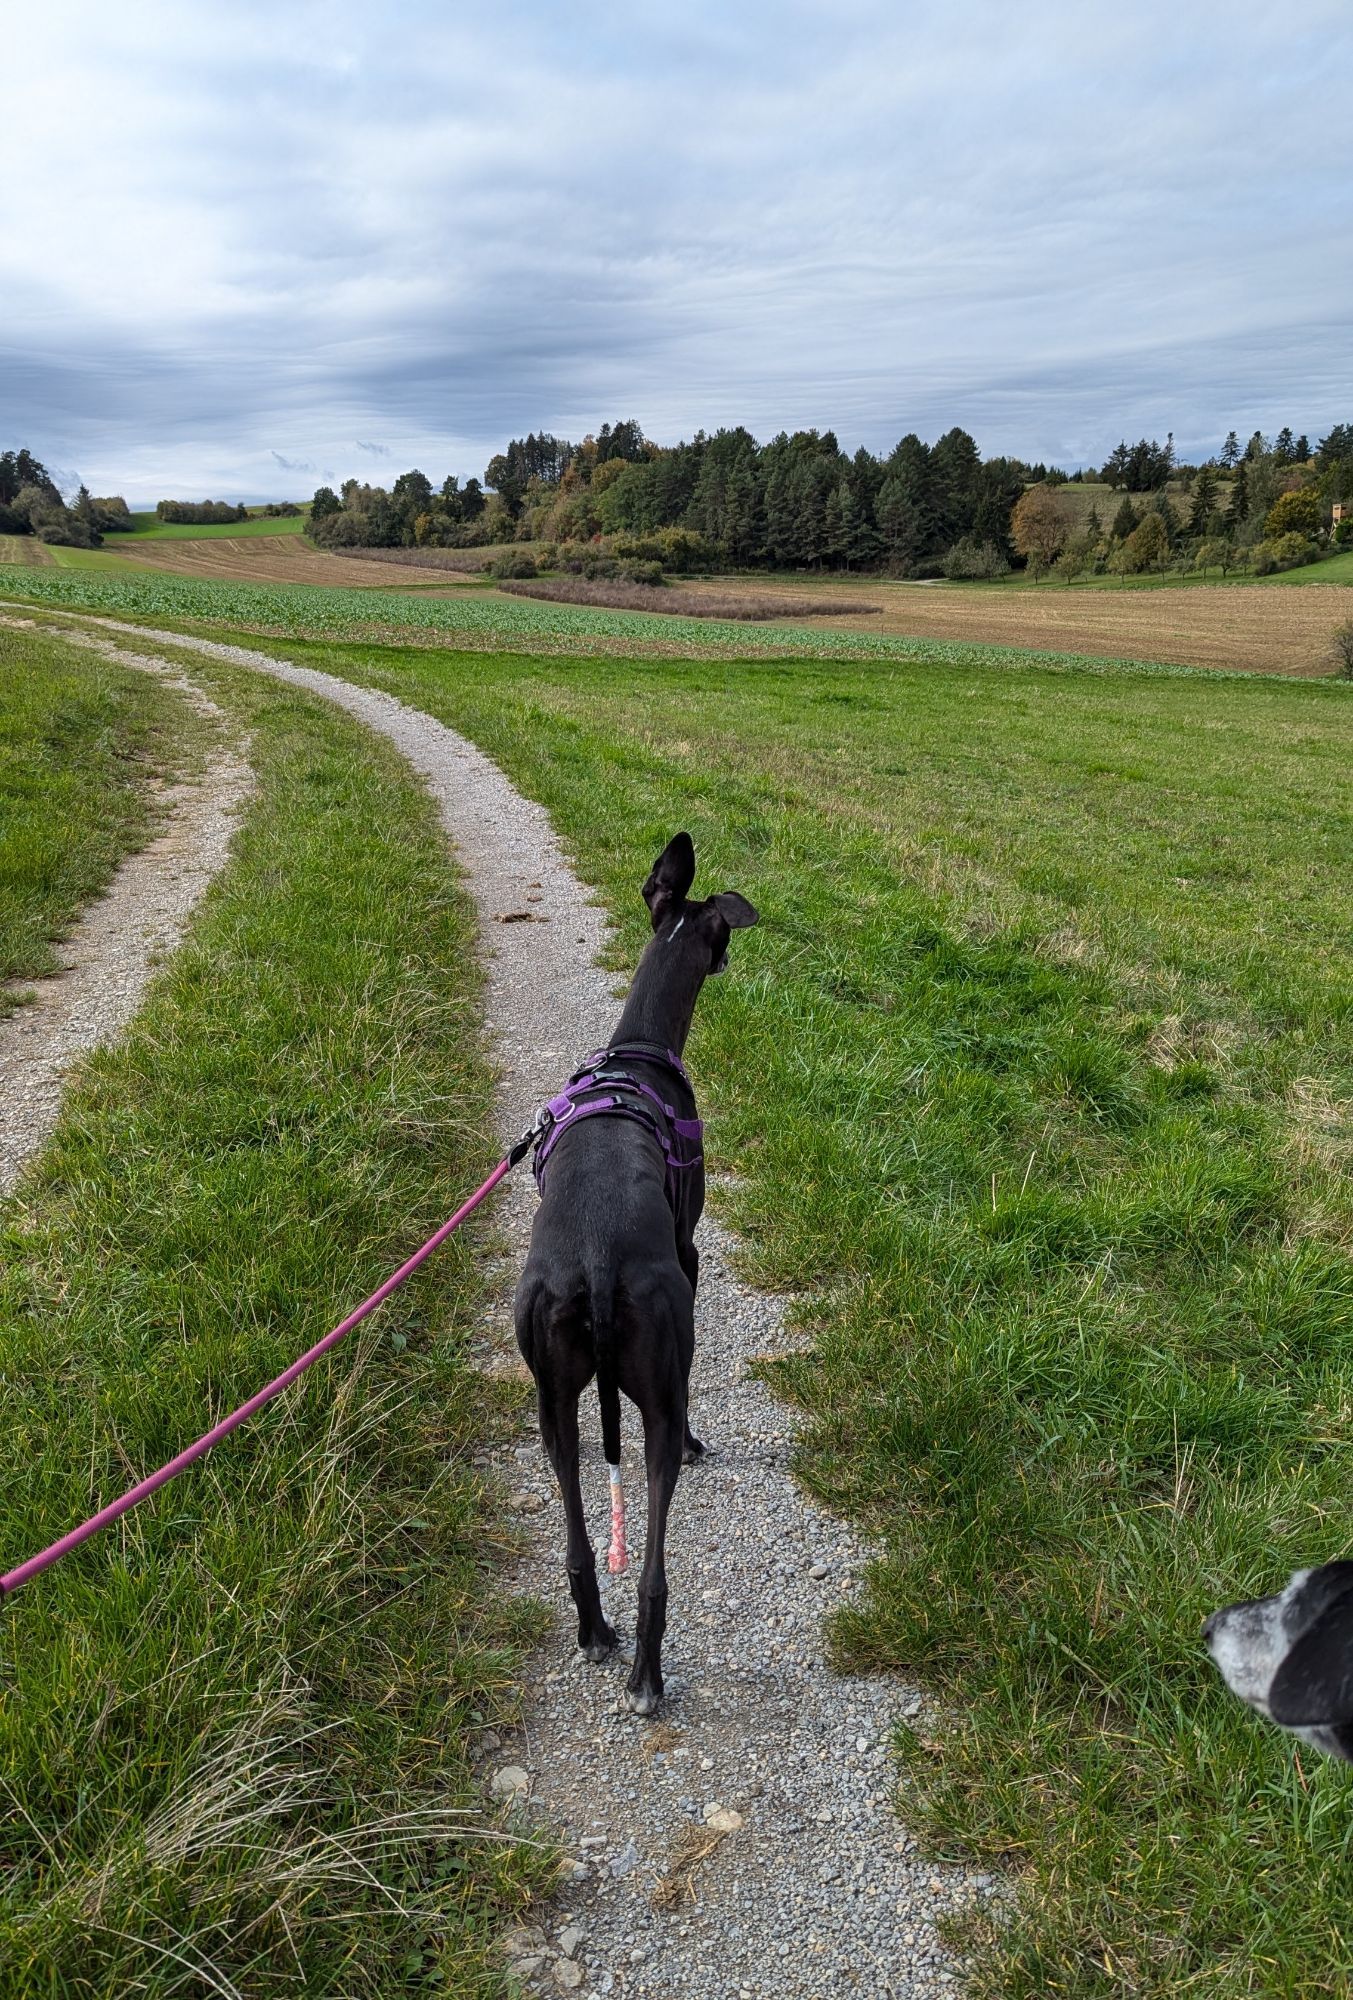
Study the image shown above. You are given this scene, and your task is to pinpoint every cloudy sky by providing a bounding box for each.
[5,1,1350,502]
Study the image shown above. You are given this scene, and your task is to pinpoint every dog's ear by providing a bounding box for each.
[643,832,696,927]
[712,891,758,930]
[1269,1597,1353,1727]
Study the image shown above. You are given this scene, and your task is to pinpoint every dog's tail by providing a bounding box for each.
[591,1295,628,1574]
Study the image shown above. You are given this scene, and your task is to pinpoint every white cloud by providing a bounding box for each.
[3,0,1349,499]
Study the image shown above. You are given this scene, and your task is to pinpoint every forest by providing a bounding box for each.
[305,419,1353,578]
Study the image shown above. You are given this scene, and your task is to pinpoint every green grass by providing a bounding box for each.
[108,622,1347,2000]
[121,509,309,540]
[1263,548,1353,586]
[46,541,162,574]
[949,551,1353,594]
[0,623,210,1015]
[0,638,547,1994]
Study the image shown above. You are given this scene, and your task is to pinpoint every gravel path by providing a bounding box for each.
[0,622,253,1196]
[22,615,985,1997]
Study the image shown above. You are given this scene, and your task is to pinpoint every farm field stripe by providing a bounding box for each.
[36,610,986,1998]
[0,569,1228,676]
[0,629,250,1192]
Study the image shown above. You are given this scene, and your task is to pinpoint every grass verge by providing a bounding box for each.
[0,621,210,1015]
[119,625,1352,2000]
[0,640,545,1995]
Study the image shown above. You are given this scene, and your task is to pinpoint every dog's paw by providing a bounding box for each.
[582,1625,619,1663]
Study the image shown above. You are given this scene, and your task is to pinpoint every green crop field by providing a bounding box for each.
[121,507,309,539]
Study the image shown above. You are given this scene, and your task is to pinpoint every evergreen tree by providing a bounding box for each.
[1086,504,1103,537]
[1274,427,1296,465]
[1111,495,1139,540]
[1294,434,1310,462]
[972,458,1025,561]
[876,477,924,568]
[1104,442,1131,488]
[1188,465,1218,537]
[1245,430,1267,460]
[929,427,981,548]
[1220,430,1240,469]
[881,434,936,556]
[1226,459,1250,528]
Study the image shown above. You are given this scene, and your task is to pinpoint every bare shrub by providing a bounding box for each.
[1330,619,1353,680]
[498,578,880,620]
[327,545,500,573]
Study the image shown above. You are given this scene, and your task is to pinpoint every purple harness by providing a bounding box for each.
[531,1041,703,1210]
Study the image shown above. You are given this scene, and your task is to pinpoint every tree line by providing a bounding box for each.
[1012,425,1353,581]
[304,415,1352,577]
[154,499,250,525]
[0,448,131,547]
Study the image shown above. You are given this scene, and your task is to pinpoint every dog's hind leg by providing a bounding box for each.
[675,1242,705,1465]
[627,1399,683,1716]
[537,1376,617,1662]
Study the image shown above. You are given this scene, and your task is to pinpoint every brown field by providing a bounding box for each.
[501,576,881,619]
[91,533,1348,675]
[0,535,51,565]
[667,574,1351,676]
[113,535,467,591]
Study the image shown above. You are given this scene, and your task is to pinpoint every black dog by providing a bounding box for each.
[1204,1562,1353,1760]
[514,833,757,1714]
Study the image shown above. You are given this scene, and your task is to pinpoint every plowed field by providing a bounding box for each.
[0,536,51,565]
[668,575,1351,676]
[114,535,470,591]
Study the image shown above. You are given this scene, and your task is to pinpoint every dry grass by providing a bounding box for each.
[651,1824,731,1911]
[502,576,881,620]
[668,573,1353,675]
[639,1723,684,1758]
[0,534,51,566]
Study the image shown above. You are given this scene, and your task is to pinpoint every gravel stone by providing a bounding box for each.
[52,617,993,1997]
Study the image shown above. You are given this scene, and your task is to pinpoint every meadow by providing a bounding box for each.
[10,572,1353,1992]
[122,508,309,540]
[0,626,546,1994]
[224,627,1352,1999]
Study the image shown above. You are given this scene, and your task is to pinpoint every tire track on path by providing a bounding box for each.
[20,614,986,1999]
[0,620,253,1196]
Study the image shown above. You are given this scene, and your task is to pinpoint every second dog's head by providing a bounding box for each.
[642,832,758,974]
[1204,1562,1353,1761]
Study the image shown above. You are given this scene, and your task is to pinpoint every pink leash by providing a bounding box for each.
[1,1151,521,1600]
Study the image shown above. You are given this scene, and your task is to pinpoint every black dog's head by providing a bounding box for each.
[1204,1562,1353,1761]
[642,831,758,974]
